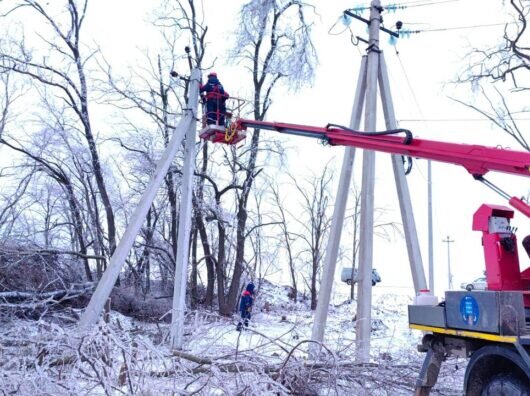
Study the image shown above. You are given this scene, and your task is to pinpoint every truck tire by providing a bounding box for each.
[346,279,352,286]
[481,373,530,395]
[465,345,530,396]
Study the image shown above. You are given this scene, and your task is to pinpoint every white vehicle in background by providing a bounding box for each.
[460,277,487,291]
[341,267,381,286]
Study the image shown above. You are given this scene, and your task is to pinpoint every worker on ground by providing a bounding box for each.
[236,282,255,332]
[200,72,229,126]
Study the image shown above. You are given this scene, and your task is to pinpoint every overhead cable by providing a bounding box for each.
[346,0,461,13]
[406,21,515,34]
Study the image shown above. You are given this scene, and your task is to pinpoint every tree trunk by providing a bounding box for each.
[74,50,116,257]
[194,200,215,307]
[311,255,318,310]
[287,244,297,302]
[217,222,229,314]
[190,226,198,308]
[223,129,261,314]
[64,180,92,282]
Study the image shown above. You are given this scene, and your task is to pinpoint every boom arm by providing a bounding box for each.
[234,119,530,217]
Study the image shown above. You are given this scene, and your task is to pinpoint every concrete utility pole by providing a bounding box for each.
[309,57,367,358]
[78,69,201,332]
[428,161,434,294]
[443,236,454,289]
[310,1,427,363]
[378,55,427,294]
[171,76,200,349]
[355,0,381,363]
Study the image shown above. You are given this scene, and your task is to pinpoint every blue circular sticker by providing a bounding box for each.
[460,295,480,325]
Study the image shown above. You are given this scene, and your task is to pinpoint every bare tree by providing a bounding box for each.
[217,0,317,315]
[0,134,93,281]
[0,71,27,238]
[0,0,117,259]
[270,183,299,301]
[455,0,530,150]
[451,87,530,151]
[292,168,333,310]
[459,0,529,87]
[246,186,282,288]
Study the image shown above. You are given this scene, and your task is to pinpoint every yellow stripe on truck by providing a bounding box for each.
[409,324,517,343]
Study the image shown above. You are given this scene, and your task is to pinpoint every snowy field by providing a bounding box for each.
[0,282,465,395]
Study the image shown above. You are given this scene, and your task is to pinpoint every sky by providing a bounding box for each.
[186,0,530,296]
[65,0,530,296]
[5,0,530,298]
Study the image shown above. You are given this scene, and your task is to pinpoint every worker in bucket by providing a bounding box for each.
[200,72,229,126]
[236,282,255,332]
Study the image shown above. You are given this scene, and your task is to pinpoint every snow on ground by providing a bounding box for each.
[0,281,465,395]
[182,280,464,394]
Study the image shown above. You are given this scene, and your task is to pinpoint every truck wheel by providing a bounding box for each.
[481,373,530,395]
[346,279,352,286]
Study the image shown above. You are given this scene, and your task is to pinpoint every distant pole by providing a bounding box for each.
[428,161,434,294]
[442,236,454,289]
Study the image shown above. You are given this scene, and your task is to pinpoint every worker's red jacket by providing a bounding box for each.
[200,77,229,101]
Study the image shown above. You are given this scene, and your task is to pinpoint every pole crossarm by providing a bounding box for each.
[343,9,399,38]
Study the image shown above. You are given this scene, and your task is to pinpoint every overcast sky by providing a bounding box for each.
[7,0,530,297]
[186,0,530,296]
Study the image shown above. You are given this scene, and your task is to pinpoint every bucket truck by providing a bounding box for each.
[201,117,530,394]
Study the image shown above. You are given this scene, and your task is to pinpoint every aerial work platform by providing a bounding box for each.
[199,97,248,145]
[199,124,246,145]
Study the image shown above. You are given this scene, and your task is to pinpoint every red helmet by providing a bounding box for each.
[208,71,217,78]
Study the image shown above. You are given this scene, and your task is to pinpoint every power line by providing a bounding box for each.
[386,0,462,9]
[388,0,460,6]
[393,21,516,39]
[341,2,514,40]
[394,51,427,122]
[348,0,461,12]
[400,118,530,122]
[416,21,515,33]
[328,16,351,36]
